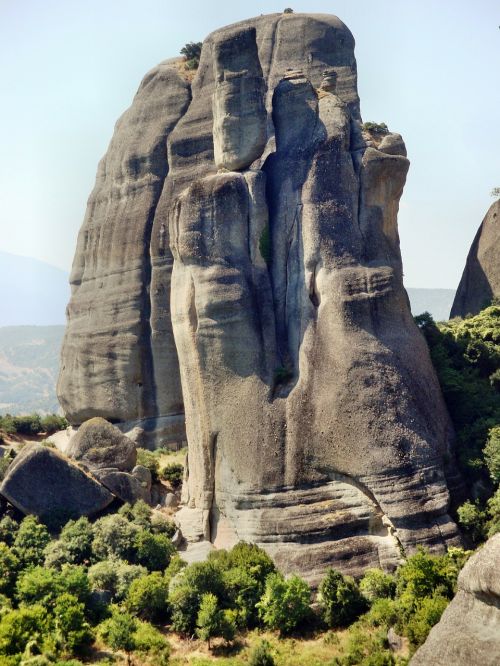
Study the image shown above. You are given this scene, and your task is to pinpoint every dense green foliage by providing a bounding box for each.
[257,573,311,635]
[319,569,368,628]
[180,41,202,70]
[0,413,68,437]
[415,305,500,543]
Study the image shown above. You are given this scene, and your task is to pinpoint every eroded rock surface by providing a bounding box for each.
[410,534,500,666]
[0,444,114,519]
[67,417,137,472]
[451,199,500,318]
[60,12,461,579]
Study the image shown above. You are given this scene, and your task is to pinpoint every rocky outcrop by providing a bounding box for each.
[0,444,114,519]
[410,534,500,666]
[451,199,500,318]
[66,417,137,472]
[59,12,461,579]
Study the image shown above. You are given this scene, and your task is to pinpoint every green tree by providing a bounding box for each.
[132,620,171,666]
[487,488,500,536]
[0,516,19,547]
[134,531,175,571]
[126,572,169,622]
[160,462,184,488]
[101,609,137,666]
[0,543,19,596]
[359,568,396,602]
[257,573,311,635]
[249,639,275,666]
[45,517,94,569]
[13,516,50,568]
[88,559,146,601]
[53,593,93,654]
[135,450,160,482]
[405,593,448,648]
[457,500,487,543]
[196,593,220,649]
[180,41,202,69]
[91,514,138,562]
[484,426,500,484]
[169,560,225,635]
[0,605,48,657]
[319,569,368,628]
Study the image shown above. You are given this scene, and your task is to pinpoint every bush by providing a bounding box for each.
[360,569,396,602]
[180,41,202,69]
[405,593,448,648]
[169,560,225,635]
[13,516,50,568]
[126,572,169,622]
[249,639,275,666]
[0,544,19,596]
[319,569,368,628]
[0,604,48,657]
[40,414,68,434]
[132,620,171,666]
[45,517,94,568]
[487,488,500,536]
[88,559,147,601]
[52,593,93,654]
[136,449,160,483]
[362,121,389,135]
[160,462,184,488]
[363,597,399,628]
[196,593,235,648]
[484,426,500,484]
[134,531,175,571]
[92,514,139,562]
[457,500,487,543]
[99,608,137,664]
[16,565,90,610]
[257,573,311,635]
[0,516,18,548]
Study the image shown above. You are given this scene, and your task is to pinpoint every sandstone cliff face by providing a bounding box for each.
[59,13,461,579]
[451,199,500,318]
[410,534,500,666]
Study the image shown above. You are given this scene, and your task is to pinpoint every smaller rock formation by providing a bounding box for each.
[212,26,267,170]
[451,199,500,318]
[410,534,500,665]
[66,418,152,504]
[0,444,114,519]
[66,417,137,472]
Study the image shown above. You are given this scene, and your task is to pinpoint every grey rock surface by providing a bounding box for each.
[66,417,137,472]
[0,444,114,519]
[410,534,500,666]
[95,469,150,504]
[451,199,500,318]
[59,12,461,578]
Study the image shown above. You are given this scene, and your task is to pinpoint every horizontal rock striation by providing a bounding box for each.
[59,12,461,577]
[451,199,500,318]
[410,534,500,665]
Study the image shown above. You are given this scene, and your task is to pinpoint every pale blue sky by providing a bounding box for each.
[0,0,498,288]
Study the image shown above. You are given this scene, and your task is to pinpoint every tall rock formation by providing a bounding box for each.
[59,13,461,579]
[410,534,500,666]
[451,199,500,318]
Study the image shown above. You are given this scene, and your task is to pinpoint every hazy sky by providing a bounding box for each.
[0,0,498,288]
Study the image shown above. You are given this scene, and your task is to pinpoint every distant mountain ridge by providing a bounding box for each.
[407,287,455,321]
[0,325,64,415]
[0,251,69,326]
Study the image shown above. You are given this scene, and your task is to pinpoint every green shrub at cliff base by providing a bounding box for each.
[133,531,175,571]
[160,462,184,488]
[256,573,311,635]
[196,592,235,648]
[319,569,368,628]
[88,559,146,601]
[51,593,93,655]
[0,545,19,597]
[44,518,93,569]
[359,569,396,603]
[0,604,49,658]
[484,425,500,484]
[13,516,50,568]
[405,593,448,650]
[91,514,139,562]
[135,449,160,482]
[249,639,275,666]
[169,560,225,634]
[126,572,169,622]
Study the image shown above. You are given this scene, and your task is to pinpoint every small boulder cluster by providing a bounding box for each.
[0,418,170,525]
